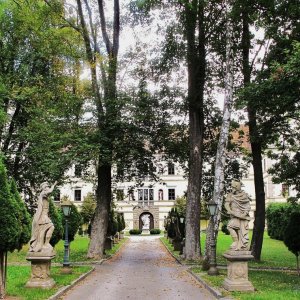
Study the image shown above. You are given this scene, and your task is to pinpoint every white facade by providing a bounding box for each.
[56,154,296,231]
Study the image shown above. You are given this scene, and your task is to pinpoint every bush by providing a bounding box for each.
[221,220,230,235]
[283,211,300,274]
[150,229,161,234]
[60,201,83,242]
[266,203,300,240]
[49,199,63,247]
[129,229,142,235]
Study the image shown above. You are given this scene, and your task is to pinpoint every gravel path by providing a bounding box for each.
[61,236,215,300]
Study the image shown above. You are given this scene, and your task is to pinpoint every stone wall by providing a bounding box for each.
[133,206,160,229]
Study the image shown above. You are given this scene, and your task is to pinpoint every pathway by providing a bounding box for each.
[61,236,215,300]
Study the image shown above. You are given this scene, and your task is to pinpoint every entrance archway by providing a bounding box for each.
[139,212,154,231]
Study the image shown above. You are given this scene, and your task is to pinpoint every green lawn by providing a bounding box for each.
[200,231,297,269]
[6,236,128,299]
[192,268,300,300]
[8,235,128,264]
[6,265,92,300]
[161,233,300,300]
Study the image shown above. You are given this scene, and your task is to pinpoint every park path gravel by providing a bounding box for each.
[61,236,215,300]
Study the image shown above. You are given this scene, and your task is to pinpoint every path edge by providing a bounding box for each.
[159,238,226,299]
[48,266,96,300]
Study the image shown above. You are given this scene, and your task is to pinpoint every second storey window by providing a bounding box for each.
[116,189,124,201]
[168,163,175,175]
[168,189,175,200]
[138,188,154,205]
[74,189,82,201]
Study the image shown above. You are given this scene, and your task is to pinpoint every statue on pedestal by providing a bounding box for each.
[29,182,57,254]
[222,180,254,292]
[26,181,57,289]
[224,180,251,251]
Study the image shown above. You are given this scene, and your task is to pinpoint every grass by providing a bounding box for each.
[162,232,300,300]
[6,235,128,299]
[192,268,300,300]
[200,231,298,269]
[8,235,128,264]
[8,236,90,264]
[6,265,92,300]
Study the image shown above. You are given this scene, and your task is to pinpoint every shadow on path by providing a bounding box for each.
[61,236,215,300]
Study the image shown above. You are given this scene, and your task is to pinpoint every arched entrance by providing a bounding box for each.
[139,212,154,231]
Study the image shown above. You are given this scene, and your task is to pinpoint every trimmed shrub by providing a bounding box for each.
[266,202,300,240]
[49,199,63,246]
[283,211,300,274]
[221,220,230,235]
[129,229,142,235]
[150,229,161,234]
[60,202,83,242]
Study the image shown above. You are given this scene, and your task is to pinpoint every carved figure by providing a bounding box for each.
[225,181,251,251]
[29,182,57,253]
[141,214,150,230]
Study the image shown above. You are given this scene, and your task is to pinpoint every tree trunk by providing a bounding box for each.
[206,0,234,262]
[87,164,111,258]
[184,0,206,260]
[0,252,6,300]
[242,8,265,261]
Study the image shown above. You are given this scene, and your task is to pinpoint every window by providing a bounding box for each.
[138,188,154,205]
[282,184,289,197]
[116,189,124,201]
[74,165,82,177]
[128,190,135,201]
[158,189,164,201]
[168,163,175,175]
[168,189,175,200]
[74,189,82,201]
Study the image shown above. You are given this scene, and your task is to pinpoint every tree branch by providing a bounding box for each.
[97,0,112,54]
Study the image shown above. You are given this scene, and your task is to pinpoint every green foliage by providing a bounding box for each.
[117,213,126,232]
[107,209,119,236]
[284,212,300,263]
[266,203,300,241]
[0,0,85,198]
[60,199,83,243]
[9,179,31,250]
[80,193,96,225]
[0,156,20,253]
[221,220,230,235]
[129,229,142,235]
[150,229,161,234]
[49,199,63,247]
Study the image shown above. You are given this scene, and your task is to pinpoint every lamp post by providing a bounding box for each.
[207,199,219,276]
[61,199,72,273]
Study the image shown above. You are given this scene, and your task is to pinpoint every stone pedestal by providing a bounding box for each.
[223,250,254,292]
[142,229,150,235]
[26,252,56,289]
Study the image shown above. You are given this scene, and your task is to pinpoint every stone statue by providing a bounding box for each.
[29,181,57,254]
[141,214,150,230]
[225,181,251,251]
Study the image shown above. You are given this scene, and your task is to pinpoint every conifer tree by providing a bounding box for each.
[0,157,20,298]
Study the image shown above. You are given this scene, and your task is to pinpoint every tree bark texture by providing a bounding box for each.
[184,0,206,260]
[206,1,234,261]
[0,252,6,299]
[76,0,120,259]
[242,8,265,261]
[87,165,111,258]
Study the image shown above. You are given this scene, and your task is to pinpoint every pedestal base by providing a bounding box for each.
[26,252,56,289]
[222,250,254,292]
[142,229,150,235]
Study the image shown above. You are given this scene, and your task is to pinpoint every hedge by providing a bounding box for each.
[266,202,300,241]
[129,229,142,235]
[150,229,161,234]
